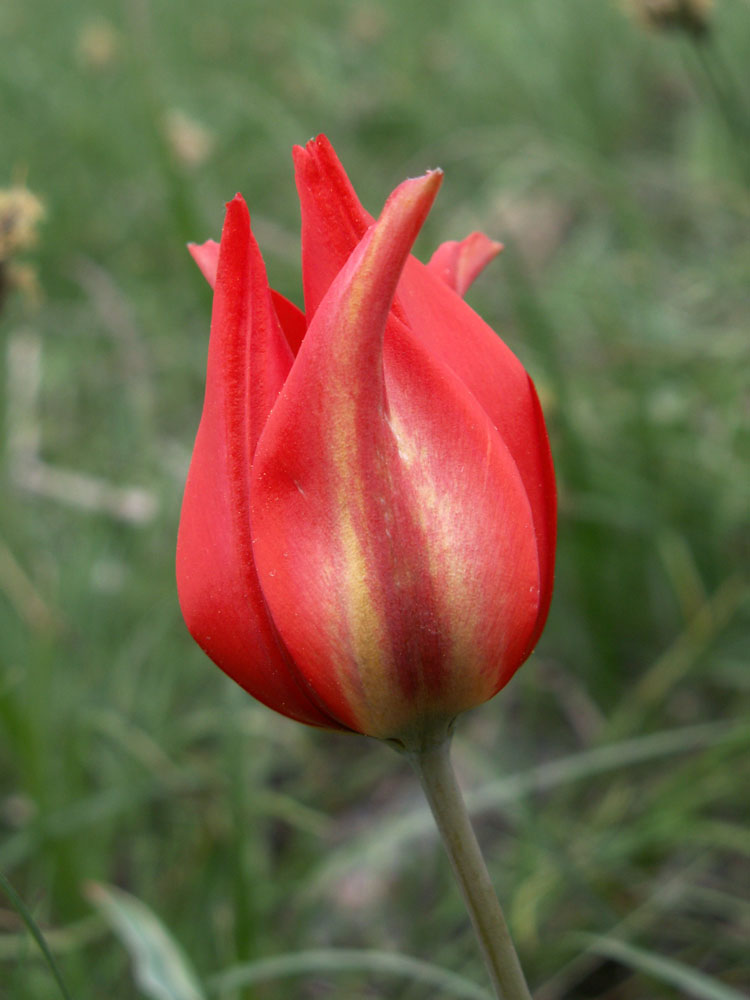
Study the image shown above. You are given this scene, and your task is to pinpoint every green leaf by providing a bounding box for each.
[0,869,74,1000]
[86,882,206,1000]
[578,934,748,1000]
[208,948,492,999]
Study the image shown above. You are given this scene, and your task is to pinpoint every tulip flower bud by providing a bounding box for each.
[177,137,556,752]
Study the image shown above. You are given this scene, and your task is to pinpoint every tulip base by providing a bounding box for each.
[407,739,533,1000]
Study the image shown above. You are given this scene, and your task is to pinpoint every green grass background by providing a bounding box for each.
[1,0,749,997]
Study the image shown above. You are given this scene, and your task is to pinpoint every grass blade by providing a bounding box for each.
[86,882,206,1000]
[577,934,748,1000]
[0,868,74,1000]
[307,719,750,898]
[208,947,492,999]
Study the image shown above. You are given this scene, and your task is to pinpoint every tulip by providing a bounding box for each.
[177,136,555,753]
[178,137,557,1000]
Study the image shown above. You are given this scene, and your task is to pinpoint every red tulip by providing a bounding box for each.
[177,136,556,750]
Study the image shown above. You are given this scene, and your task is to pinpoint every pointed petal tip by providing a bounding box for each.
[426,231,504,297]
[292,134,332,163]
[307,133,332,152]
[424,167,444,196]
[407,167,443,186]
[188,239,220,287]
[399,168,443,198]
[222,196,252,246]
[381,169,443,230]
[225,192,248,214]
[187,240,203,261]
[457,230,503,258]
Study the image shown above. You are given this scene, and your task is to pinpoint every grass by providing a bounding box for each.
[1,0,749,997]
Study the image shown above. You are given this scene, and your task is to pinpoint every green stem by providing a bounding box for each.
[408,740,533,1000]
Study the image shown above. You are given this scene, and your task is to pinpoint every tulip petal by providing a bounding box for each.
[426,232,504,297]
[397,256,557,647]
[269,291,306,355]
[294,137,500,307]
[382,314,542,703]
[293,136,556,640]
[251,174,540,745]
[189,238,307,354]
[188,239,220,287]
[293,136,374,319]
[177,195,340,728]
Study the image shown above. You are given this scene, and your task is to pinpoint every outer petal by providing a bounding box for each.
[177,195,340,728]
[294,135,556,644]
[397,257,556,649]
[251,174,541,746]
[189,238,307,355]
[426,232,504,297]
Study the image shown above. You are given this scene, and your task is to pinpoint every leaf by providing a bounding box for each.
[578,934,748,1000]
[0,868,74,1000]
[208,947,492,999]
[86,882,206,1000]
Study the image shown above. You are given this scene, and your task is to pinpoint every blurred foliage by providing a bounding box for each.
[1,0,748,997]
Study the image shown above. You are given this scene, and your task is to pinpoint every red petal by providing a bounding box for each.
[189,239,307,354]
[383,314,542,703]
[397,257,556,638]
[293,137,555,631]
[251,174,540,743]
[188,239,219,287]
[270,290,306,355]
[293,135,373,319]
[177,195,340,728]
[427,232,504,297]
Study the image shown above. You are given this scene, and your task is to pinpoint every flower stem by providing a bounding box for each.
[408,740,533,1000]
